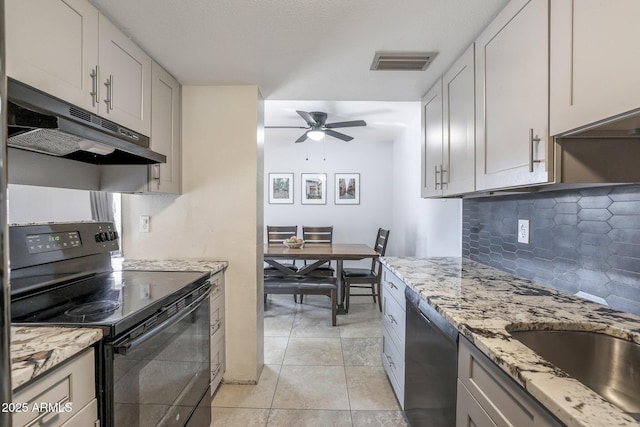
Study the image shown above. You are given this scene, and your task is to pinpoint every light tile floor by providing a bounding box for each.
[210,293,408,426]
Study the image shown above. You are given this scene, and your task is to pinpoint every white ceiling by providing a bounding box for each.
[90,0,508,142]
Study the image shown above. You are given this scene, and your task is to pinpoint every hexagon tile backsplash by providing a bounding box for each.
[462,184,640,316]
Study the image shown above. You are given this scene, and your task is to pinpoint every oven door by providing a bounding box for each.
[105,289,211,427]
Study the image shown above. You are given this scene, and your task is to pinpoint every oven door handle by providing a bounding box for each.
[113,290,209,356]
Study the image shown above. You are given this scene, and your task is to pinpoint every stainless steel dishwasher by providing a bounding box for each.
[404,288,458,426]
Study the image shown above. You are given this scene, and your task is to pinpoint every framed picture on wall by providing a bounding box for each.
[301,173,326,204]
[268,173,294,204]
[335,173,360,205]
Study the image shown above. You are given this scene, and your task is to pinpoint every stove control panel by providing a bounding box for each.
[10,222,120,270]
[27,231,82,254]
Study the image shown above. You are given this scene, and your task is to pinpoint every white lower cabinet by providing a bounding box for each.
[380,266,406,407]
[210,271,226,394]
[13,347,98,427]
[457,337,562,427]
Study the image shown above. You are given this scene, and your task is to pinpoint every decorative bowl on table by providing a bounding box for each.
[283,239,304,249]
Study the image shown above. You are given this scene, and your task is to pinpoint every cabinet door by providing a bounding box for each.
[421,79,444,197]
[456,380,498,427]
[443,44,475,196]
[98,14,152,136]
[6,0,99,111]
[475,0,551,191]
[150,62,182,194]
[550,0,640,136]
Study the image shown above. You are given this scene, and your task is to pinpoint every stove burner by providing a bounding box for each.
[64,300,121,321]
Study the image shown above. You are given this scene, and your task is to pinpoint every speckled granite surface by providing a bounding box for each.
[122,259,228,275]
[11,326,102,390]
[380,257,640,427]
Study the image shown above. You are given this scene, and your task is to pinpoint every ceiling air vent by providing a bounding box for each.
[370,51,437,71]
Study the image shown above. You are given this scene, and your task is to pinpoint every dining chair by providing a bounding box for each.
[342,228,390,312]
[301,225,334,277]
[264,225,298,303]
[297,225,334,303]
[264,225,298,276]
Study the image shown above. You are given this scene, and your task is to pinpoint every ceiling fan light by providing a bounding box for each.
[307,130,325,141]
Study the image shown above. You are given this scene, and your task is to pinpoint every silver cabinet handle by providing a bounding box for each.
[385,354,395,369]
[385,280,398,290]
[211,363,222,379]
[440,163,447,187]
[529,128,542,172]
[211,319,222,335]
[434,165,441,189]
[25,396,69,427]
[385,313,397,324]
[90,65,99,107]
[104,75,114,112]
[152,164,161,190]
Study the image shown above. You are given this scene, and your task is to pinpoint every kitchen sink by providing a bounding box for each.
[507,327,640,419]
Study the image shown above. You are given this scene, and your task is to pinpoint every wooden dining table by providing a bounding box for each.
[263,243,380,314]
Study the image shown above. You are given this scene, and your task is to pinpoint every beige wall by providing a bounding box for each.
[121,85,264,383]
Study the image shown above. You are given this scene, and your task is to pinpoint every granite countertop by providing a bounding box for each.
[121,259,228,275]
[11,326,103,390]
[380,257,640,427]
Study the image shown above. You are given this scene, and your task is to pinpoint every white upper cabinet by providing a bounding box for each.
[6,0,99,111]
[150,61,181,194]
[6,0,152,136]
[550,0,640,136]
[442,45,475,196]
[421,79,444,198]
[422,45,476,198]
[98,14,152,136]
[475,0,552,191]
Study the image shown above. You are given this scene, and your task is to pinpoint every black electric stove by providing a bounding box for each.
[9,222,213,427]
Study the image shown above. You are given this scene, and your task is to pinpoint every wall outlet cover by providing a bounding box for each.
[518,219,530,244]
[139,215,150,233]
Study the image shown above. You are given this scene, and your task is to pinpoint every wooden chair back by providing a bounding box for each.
[302,226,333,244]
[370,228,390,273]
[267,225,298,245]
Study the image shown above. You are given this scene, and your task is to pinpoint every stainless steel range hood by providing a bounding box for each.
[7,78,165,165]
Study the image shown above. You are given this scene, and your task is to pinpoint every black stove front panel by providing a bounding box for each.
[11,270,210,337]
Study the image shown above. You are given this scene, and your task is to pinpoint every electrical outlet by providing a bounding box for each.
[518,219,530,244]
[139,215,150,233]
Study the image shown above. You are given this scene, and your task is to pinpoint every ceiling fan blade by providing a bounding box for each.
[325,120,367,129]
[295,132,308,143]
[264,126,309,129]
[324,129,353,141]
[296,110,317,126]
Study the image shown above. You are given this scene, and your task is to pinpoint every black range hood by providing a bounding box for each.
[7,78,166,165]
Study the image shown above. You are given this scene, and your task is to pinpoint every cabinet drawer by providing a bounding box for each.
[382,290,406,347]
[456,380,497,427]
[458,337,561,427]
[13,348,95,427]
[211,333,225,394]
[210,288,225,343]
[209,272,224,301]
[60,398,98,427]
[381,266,406,310]
[382,322,405,407]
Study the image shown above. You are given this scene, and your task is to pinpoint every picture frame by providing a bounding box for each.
[301,173,327,204]
[335,173,360,205]
[268,173,294,204]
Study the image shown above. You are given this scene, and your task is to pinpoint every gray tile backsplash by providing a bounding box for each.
[462,184,640,315]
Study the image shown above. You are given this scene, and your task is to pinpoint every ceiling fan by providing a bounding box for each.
[266,110,367,143]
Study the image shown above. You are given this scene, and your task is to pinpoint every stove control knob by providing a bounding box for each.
[109,231,117,241]
[95,233,104,242]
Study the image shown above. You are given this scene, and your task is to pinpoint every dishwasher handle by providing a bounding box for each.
[406,287,458,343]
